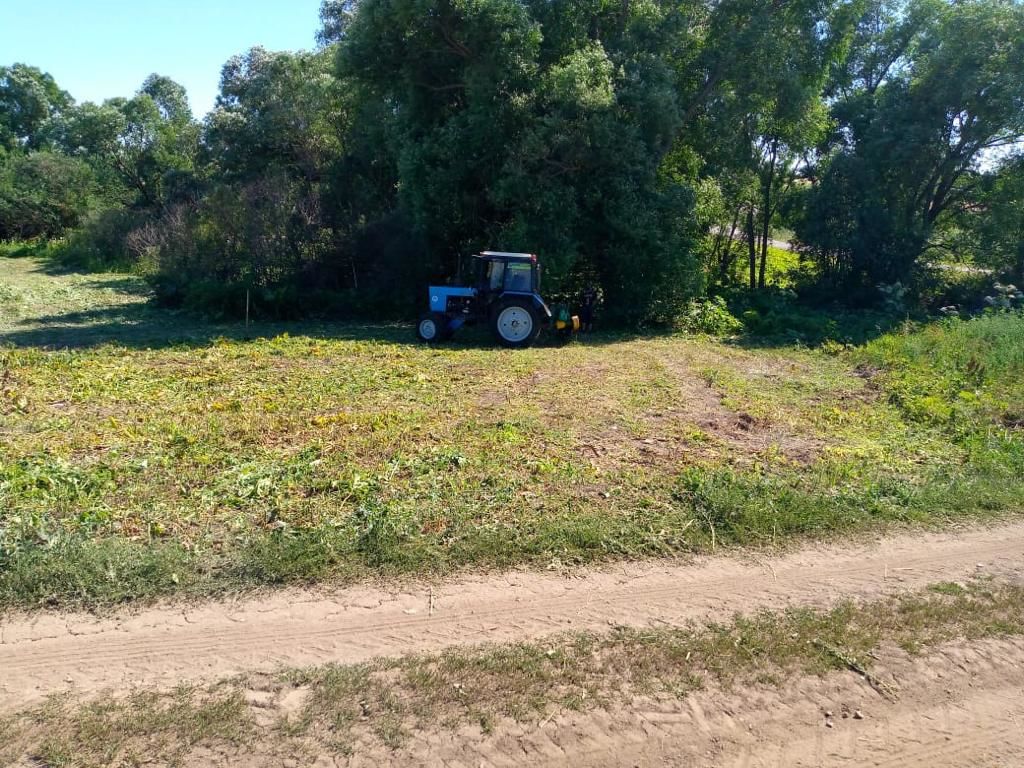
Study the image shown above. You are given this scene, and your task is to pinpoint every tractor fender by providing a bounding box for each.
[501,291,552,321]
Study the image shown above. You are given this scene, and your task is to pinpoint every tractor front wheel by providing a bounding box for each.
[491,299,541,349]
[417,312,451,343]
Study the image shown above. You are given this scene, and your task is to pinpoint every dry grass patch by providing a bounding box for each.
[0,685,251,768]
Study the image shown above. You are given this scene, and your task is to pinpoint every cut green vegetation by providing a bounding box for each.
[2,256,1023,610]
[2,579,1023,766]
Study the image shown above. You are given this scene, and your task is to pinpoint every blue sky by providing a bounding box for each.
[1,0,324,117]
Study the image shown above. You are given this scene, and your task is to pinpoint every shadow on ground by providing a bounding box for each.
[0,308,642,351]
[0,300,421,350]
[0,255,649,352]
[1,282,635,354]
[2,253,902,352]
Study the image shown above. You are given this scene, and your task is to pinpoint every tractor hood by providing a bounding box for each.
[429,286,476,313]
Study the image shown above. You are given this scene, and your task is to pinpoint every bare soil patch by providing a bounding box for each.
[580,349,823,470]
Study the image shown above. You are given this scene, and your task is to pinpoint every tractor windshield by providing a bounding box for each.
[505,262,532,292]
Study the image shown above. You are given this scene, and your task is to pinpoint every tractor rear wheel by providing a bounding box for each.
[491,298,541,349]
[417,312,451,343]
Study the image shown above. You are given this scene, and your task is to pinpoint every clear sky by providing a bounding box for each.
[1,0,324,117]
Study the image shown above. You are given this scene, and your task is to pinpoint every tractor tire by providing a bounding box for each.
[416,312,451,343]
[491,298,541,349]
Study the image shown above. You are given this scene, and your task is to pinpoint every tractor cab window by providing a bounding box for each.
[485,260,505,292]
[504,262,532,293]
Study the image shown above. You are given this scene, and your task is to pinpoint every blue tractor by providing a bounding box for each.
[416,251,577,349]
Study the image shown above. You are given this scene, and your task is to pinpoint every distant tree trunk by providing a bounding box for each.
[758,140,779,291]
[719,207,742,284]
[758,213,770,290]
[1016,244,1024,285]
[747,205,757,291]
[710,224,726,267]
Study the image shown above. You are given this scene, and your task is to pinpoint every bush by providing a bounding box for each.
[144,177,433,321]
[0,152,99,240]
[727,288,899,345]
[58,208,150,271]
[141,175,340,318]
[675,296,743,335]
[860,313,1024,431]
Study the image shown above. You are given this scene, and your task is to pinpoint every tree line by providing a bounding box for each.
[2,0,1022,324]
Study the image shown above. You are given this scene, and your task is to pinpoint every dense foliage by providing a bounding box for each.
[1,0,1022,322]
[796,0,1024,299]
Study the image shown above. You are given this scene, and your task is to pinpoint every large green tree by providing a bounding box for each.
[144,48,371,312]
[798,0,1024,297]
[0,63,72,152]
[675,0,861,291]
[334,0,705,322]
[204,47,345,182]
[59,76,199,208]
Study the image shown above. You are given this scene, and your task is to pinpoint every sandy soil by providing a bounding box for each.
[3,520,1024,713]
[293,634,1024,768]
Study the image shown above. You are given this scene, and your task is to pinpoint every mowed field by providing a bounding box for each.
[1,252,1023,611]
[4,252,1024,767]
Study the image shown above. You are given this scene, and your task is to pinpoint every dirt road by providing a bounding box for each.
[174,633,1024,767]
[3,520,1023,713]
[349,635,1024,768]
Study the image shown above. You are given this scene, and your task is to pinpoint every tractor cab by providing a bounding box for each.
[473,252,540,298]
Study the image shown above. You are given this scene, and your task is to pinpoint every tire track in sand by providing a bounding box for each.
[2,521,1023,710]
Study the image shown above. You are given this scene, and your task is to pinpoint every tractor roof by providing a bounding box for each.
[478,251,536,262]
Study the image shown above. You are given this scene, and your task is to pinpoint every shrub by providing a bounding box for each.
[984,283,1024,313]
[0,152,99,240]
[59,208,149,271]
[675,296,743,336]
